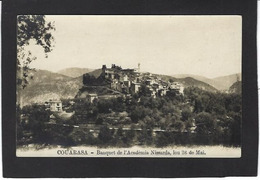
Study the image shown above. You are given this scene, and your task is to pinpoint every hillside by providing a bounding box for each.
[172,74,211,83]
[172,73,241,91]
[76,86,122,98]
[176,77,217,92]
[213,73,241,90]
[57,67,94,78]
[158,74,217,92]
[18,69,218,106]
[17,70,83,106]
[229,81,242,94]
[28,69,72,83]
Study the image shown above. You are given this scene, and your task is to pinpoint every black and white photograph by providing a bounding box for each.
[15,15,243,157]
[2,0,259,178]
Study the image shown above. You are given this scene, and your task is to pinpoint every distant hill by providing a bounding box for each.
[172,74,211,83]
[172,73,241,91]
[213,73,241,90]
[57,67,94,78]
[176,77,217,92]
[157,74,217,92]
[29,69,72,83]
[229,81,242,94]
[17,69,83,106]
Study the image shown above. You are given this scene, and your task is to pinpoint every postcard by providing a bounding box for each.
[16,15,242,158]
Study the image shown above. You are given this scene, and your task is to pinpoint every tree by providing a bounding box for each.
[69,128,96,145]
[194,112,218,144]
[156,132,170,147]
[140,116,155,130]
[22,105,52,144]
[97,99,112,113]
[123,125,136,145]
[195,112,216,135]
[130,106,145,123]
[98,125,113,144]
[169,79,174,83]
[227,112,241,146]
[181,107,191,120]
[173,120,185,132]
[137,128,153,145]
[17,15,55,89]
[193,98,202,113]
[138,84,151,97]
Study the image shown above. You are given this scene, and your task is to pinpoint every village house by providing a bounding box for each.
[86,94,98,103]
[130,82,141,93]
[169,82,184,94]
[45,99,63,112]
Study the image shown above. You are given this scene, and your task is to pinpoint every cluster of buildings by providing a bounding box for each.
[100,64,184,98]
[81,64,184,103]
[46,64,185,106]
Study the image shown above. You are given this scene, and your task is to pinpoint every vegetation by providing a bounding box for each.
[17,87,241,147]
[17,15,55,89]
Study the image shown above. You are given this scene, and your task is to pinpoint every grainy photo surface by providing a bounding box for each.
[16,15,242,157]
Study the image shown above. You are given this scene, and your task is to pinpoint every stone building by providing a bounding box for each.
[45,99,63,112]
[86,94,98,103]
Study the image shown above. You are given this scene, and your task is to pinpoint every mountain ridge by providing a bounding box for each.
[18,69,83,106]
[57,67,94,78]
[172,73,241,90]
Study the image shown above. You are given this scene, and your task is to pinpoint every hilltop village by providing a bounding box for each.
[17,64,242,147]
[79,64,184,102]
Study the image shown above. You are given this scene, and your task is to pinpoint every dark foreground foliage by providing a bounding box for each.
[17,87,241,147]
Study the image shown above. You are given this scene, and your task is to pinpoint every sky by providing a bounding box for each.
[28,15,242,78]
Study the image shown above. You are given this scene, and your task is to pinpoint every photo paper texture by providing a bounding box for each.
[16,15,242,157]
